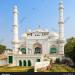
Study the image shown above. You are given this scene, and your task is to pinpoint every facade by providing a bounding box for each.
[0,0,65,66]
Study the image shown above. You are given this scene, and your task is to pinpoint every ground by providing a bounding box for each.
[0,64,75,72]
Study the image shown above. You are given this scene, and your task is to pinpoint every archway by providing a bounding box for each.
[33,42,42,54]
[23,60,26,66]
[35,47,41,54]
[28,60,31,66]
[19,60,22,66]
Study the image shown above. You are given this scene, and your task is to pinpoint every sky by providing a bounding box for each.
[0,0,75,49]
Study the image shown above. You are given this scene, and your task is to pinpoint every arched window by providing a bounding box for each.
[23,60,26,66]
[28,60,31,66]
[33,43,42,54]
[19,60,22,66]
[36,59,40,62]
[50,47,57,53]
[21,48,26,54]
[35,47,41,54]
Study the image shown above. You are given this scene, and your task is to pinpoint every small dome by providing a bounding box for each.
[28,29,31,32]
[49,32,59,39]
[22,33,27,38]
[14,5,17,9]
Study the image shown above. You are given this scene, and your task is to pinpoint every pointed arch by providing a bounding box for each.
[28,60,31,66]
[23,60,26,66]
[19,60,22,66]
[33,42,42,54]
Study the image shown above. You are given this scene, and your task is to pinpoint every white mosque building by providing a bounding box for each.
[0,0,65,66]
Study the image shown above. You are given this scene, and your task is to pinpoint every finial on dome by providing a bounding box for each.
[38,25,41,29]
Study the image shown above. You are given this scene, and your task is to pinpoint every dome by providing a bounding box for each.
[33,28,49,32]
[22,33,27,38]
[49,32,59,38]
[33,29,44,32]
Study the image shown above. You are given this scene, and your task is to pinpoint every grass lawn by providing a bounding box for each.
[0,66,34,72]
[0,64,75,72]
[38,64,75,72]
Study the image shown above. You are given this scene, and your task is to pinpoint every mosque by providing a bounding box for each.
[0,0,65,66]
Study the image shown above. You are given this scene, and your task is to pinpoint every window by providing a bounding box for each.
[50,48,57,53]
[33,43,42,54]
[28,60,31,66]
[23,60,26,66]
[8,56,13,64]
[21,48,26,54]
[19,60,22,66]
[37,59,40,62]
[34,47,41,54]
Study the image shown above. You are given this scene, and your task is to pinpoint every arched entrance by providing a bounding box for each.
[33,42,42,54]
[28,60,31,66]
[19,60,22,66]
[23,60,26,66]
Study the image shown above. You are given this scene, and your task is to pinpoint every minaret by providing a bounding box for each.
[58,0,65,56]
[59,0,64,40]
[12,5,19,52]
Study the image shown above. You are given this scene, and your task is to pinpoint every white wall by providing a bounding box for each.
[0,59,7,66]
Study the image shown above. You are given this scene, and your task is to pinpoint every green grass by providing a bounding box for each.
[0,66,34,72]
[38,64,75,72]
[0,64,75,72]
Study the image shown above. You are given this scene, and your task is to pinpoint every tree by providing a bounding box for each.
[64,37,75,62]
[0,44,6,54]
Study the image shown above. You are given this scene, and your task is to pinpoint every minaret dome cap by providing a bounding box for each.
[13,5,18,13]
[13,5,17,9]
[60,0,63,4]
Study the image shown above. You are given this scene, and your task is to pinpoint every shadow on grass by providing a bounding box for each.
[27,67,34,72]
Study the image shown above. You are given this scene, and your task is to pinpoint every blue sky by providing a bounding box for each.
[0,0,75,48]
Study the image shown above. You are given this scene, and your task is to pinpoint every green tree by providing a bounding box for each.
[64,37,75,62]
[0,44,6,54]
